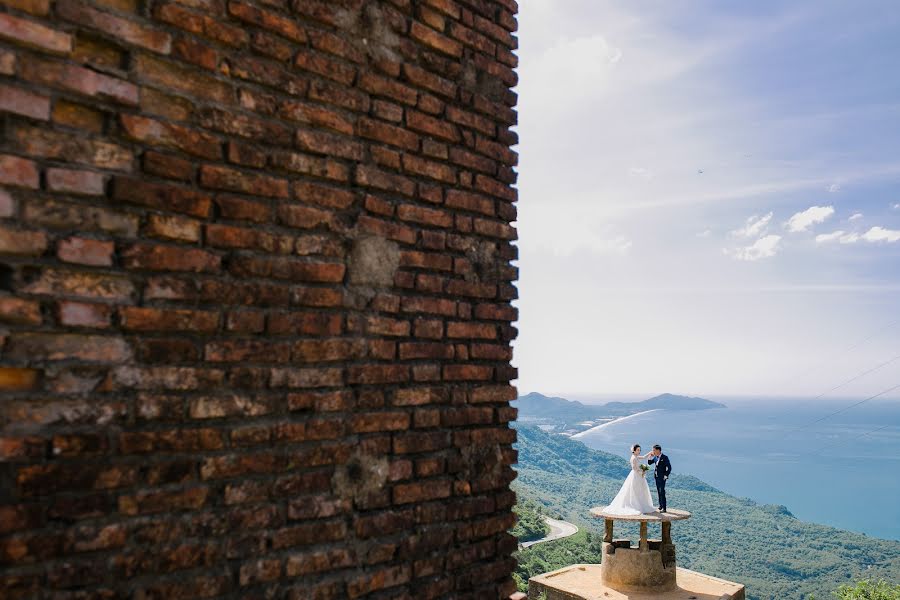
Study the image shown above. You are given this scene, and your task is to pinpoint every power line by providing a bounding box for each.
[770,318,898,392]
[785,381,900,437]
[805,352,900,404]
[816,423,894,454]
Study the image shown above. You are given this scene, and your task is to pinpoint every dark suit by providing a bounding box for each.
[647,453,671,511]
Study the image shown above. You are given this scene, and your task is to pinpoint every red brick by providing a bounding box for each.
[360,72,418,106]
[411,22,462,60]
[0,368,40,391]
[57,237,113,266]
[401,154,456,184]
[119,486,209,516]
[0,84,50,120]
[57,0,172,53]
[0,189,14,217]
[143,151,194,181]
[113,177,212,217]
[0,154,39,188]
[0,297,41,325]
[0,225,46,256]
[23,268,135,300]
[359,117,420,152]
[56,301,110,328]
[216,195,271,222]
[392,480,451,505]
[7,333,131,362]
[229,256,345,282]
[351,411,410,433]
[229,0,306,42]
[199,164,288,198]
[358,166,416,199]
[447,321,496,339]
[293,180,356,209]
[0,12,72,54]
[403,64,456,99]
[121,307,219,333]
[294,48,355,85]
[46,168,106,195]
[122,114,221,160]
[145,214,201,242]
[446,190,494,215]
[366,315,410,337]
[347,365,409,385]
[443,364,493,381]
[122,243,220,272]
[19,55,138,105]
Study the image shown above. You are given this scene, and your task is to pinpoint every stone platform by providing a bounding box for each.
[588,508,692,522]
[528,564,745,600]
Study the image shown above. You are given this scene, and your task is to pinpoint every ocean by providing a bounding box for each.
[573,396,900,540]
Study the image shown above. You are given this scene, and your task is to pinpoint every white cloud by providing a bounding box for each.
[731,212,773,238]
[726,234,782,261]
[785,205,834,232]
[697,229,713,238]
[816,227,900,244]
[893,203,900,210]
[827,183,841,193]
[848,212,863,221]
[816,230,854,244]
[861,226,900,243]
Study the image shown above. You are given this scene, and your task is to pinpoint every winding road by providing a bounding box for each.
[520,516,579,549]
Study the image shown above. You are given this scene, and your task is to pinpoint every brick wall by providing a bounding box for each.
[0,0,520,596]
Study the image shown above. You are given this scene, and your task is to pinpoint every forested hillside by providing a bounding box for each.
[511,424,900,600]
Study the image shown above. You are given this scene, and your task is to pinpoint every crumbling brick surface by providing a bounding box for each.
[0,0,520,596]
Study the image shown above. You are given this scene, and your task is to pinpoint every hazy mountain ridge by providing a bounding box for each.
[514,391,725,434]
[511,423,900,600]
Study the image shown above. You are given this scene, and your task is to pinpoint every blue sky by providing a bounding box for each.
[513,0,900,398]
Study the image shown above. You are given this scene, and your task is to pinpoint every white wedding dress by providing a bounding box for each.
[604,454,656,515]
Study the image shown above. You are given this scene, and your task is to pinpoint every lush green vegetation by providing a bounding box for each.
[511,424,900,600]
[512,528,604,592]
[830,580,900,600]
[511,499,550,542]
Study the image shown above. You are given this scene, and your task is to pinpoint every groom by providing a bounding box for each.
[647,444,671,512]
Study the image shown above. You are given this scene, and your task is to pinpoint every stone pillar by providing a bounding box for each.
[604,519,614,543]
[639,521,648,551]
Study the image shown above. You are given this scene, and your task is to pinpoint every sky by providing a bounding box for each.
[512,0,900,399]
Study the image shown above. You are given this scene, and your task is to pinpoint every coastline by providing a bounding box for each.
[571,409,663,439]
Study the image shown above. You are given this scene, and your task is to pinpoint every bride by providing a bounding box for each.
[604,444,657,515]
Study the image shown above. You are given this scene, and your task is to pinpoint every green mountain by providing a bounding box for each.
[511,423,900,600]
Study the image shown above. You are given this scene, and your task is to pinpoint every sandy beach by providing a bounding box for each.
[571,409,663,439]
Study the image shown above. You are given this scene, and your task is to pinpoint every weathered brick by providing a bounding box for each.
[8,333,132,362]
[121,307,219,332]
[0,84,50,120]
[25,200,125,237]
[12,124,133,170]
[56,301,111,328]
[0,225,47,255]
[122,243,220,272]
[122,114,221,160]
[0,12,72,54]
[57,0,172,53]
[0,154,39,188]
[56,237,113,266]
[46,168,106,195]
[19,55,138,105]
[0,368,40,391]
[0,297,41,325]
[200,164,288,198]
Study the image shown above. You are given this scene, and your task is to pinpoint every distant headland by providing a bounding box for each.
[514,392,725,436]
